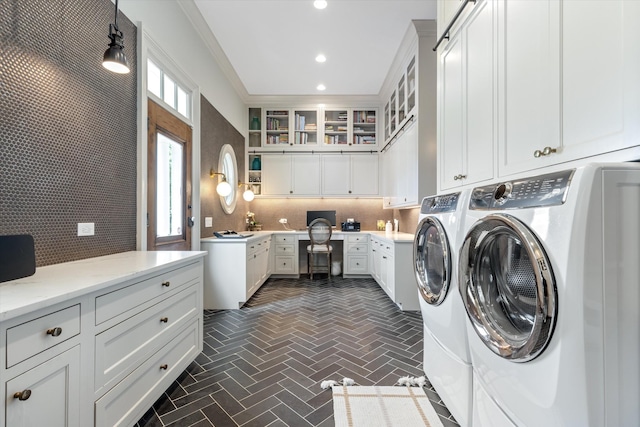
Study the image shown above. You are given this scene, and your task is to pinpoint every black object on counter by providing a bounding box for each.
[0,234,36,283]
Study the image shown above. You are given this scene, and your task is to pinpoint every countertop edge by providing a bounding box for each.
[0,251,206,323]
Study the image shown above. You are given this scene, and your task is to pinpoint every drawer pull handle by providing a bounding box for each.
[160,317,169,323]
[533,146,557,158]
[160,364,168,370]
[47,327,63,337]
[14,390,32,401]
[162,281,171,287]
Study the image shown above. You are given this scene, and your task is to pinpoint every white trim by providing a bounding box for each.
[137,28,202,251]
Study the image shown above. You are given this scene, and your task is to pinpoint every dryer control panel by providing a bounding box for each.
[470,169,575,210]
[421,192,460,214]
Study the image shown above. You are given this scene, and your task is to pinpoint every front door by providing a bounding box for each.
[147,99,192,251]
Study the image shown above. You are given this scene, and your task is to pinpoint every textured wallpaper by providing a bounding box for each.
[0,0,138,266]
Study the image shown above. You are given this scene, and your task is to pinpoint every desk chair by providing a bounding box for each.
[307,218,333,280]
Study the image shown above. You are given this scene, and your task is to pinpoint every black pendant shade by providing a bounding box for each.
[102,0,130,74]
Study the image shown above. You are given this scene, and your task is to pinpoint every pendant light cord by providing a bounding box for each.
[113,0,119,31]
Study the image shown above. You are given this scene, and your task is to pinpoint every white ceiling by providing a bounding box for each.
[193,0,437,97]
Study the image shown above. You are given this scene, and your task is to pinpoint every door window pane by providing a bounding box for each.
[147,60,161,98]
[163,75,176,108]
[177,87,188,118]
[156,133,184,237]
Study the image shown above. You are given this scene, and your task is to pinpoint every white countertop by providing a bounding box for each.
[201,230,415,243]
[0,251,206,322]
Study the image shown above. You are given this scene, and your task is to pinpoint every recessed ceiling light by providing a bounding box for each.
[315,54,326,63]
[317,84,326,91]
[314,0,327,10]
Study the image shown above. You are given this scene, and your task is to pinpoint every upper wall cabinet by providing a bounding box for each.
[321,154,379,196]
[248,107,377,151]
[380,20,438,208]
[437,0,640,184]
[438,0,495,192]
[261,154,321,196]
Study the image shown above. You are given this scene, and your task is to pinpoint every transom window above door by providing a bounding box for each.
[147,58,191,120]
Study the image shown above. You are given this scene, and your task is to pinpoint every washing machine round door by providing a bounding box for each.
[459,214,557,362]
[414,216,451,306]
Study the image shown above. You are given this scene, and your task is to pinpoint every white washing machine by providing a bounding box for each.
[458,163,640,427]
[414,190,472,426]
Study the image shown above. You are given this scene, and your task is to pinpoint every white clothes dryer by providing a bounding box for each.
[414,190,472,426]
[458,163,640,427]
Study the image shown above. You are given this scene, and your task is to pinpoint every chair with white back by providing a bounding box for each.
[307,218,333,280]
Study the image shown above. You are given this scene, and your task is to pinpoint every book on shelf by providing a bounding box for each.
[268,110,288,116]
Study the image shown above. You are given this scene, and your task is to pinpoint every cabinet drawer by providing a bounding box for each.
[95,263,200,325]
[247,239,269,255]
[274,256,296,273]
[347,243,368,254]
[275,244,295,255]
[346,255,368,274]
[275,234,297,244]
[346,234,368,244]
[6,304,81,368]
[94,284,199,394]
[95,319,200,427]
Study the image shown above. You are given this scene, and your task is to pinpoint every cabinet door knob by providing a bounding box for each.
[290,190,293,194]
[46,327,62,337]
[533,146,557,158]
[160,317,169,323]
[162,281,171,287]
[14,390,32,401]
[160,364,168,370]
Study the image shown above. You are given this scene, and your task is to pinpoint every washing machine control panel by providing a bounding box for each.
[470,169,575,210]
[421,192,460,214]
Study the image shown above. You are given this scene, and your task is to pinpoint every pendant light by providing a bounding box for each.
[102,0,130,74]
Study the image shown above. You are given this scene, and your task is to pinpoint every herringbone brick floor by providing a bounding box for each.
[136,276,460,427]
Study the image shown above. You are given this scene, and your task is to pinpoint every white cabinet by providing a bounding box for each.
[247,236,271,295]
[383,121,420,208]
[495,0,640,177]
[438,0,495,192]
[321,154,379,196]
[202,236,271,309]
[381,20,437,208]
[497,0,561,177]
[0,252,204,427]
[368,234,420,311]
[3,301,82,427]
[262,154,321,196]
[6,345,81,427]
[272,233,299,276]
[343,234,369,276]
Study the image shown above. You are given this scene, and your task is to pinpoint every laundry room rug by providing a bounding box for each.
[332,386,445,427]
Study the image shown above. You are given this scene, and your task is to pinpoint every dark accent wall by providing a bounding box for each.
[200,95,248,235]
[0,0,138,267]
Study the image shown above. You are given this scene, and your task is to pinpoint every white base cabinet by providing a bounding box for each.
[0,252,205,427]
[6,345,81,427]
[272,233,299,276]
[369,234,420,311]
[343,234,369,276]
[202,235,272,309]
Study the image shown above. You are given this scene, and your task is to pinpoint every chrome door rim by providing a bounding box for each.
[414,216,451,306]
[459,213,557,362]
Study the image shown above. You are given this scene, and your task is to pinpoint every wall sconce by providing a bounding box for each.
[239,183,255,202]
[102,0,130,74]
[210,169,232,197]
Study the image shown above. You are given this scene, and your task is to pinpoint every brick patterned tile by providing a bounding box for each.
[137,276,460,427]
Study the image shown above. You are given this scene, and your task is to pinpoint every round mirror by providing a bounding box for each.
[218,144,238,214]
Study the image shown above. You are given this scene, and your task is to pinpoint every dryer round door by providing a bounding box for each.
[459,213,557,362]
[414,216,451,306]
